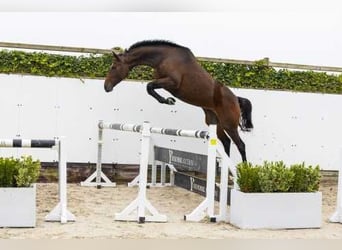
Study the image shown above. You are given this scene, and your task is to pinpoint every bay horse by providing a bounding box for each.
[104,40,253,162]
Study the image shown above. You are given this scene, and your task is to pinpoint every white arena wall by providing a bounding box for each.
[0,73,341,170]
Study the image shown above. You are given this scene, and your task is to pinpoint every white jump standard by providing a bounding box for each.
[81,121,116,188]
[0,137,75,224]
[110,122,167,223]
[96,120,235,223]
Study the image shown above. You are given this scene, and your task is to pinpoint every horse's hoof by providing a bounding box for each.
[166,97,176,105]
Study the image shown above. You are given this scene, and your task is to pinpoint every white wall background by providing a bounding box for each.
[0,74,341,170]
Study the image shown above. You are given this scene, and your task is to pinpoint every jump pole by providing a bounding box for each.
[0,137,75,223]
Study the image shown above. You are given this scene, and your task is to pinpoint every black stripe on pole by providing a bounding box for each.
[163,129,178,136]
[13,139,22,147]
[31,140,56,148]
[199,131,209,139]
[133,125,142,132]
[110,124,122,130]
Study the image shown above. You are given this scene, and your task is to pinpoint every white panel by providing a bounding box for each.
[0,75,21,137]
[233,89,342,170]
[0,75,57,160]
[1,74,342,170]
[16,77,57,161]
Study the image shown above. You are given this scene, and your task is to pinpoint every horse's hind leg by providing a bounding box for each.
[217,127,232,157]
[225,127,247,162]
[203,108,232,157]
[214,85,247,162]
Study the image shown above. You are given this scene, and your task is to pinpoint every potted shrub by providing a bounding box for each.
[0,156,40,227]
[230,161,322,229]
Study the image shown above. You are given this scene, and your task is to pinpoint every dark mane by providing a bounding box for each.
[127,40,191,52]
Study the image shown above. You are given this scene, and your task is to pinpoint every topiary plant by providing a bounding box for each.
[0,157,19,187]
[258,161,295,192]
[236,161,261,193]
[289,163,320,192]
[0,156,41,187]
[236,161,321,193]
[14,156,41,187]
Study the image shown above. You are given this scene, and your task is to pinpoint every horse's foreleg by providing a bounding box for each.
[146,78,177,105]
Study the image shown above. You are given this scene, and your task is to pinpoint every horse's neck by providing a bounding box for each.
[126,47,165,69]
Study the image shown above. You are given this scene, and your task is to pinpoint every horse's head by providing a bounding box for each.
[104,51,130,92]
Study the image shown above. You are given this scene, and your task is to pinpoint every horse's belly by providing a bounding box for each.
[173,91,214,109]
[170,72,216,108]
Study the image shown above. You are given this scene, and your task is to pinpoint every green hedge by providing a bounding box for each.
[0,156,41,187]
[236,161,321,193]
[1,49,341,94]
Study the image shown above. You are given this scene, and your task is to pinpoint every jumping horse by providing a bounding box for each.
[104,40,253,162]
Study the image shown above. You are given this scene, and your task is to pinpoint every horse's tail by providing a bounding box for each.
[237,96,254,132]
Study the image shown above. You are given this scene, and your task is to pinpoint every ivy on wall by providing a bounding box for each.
[1,49,341,94]
[0,50,111,78]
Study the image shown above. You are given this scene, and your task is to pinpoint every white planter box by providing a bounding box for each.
[0,184,36,227]
[230,189,322,229]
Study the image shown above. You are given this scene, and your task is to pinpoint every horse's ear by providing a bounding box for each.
[112,51,121,62]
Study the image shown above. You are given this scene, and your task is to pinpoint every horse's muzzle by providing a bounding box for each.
[104,82,114,92]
